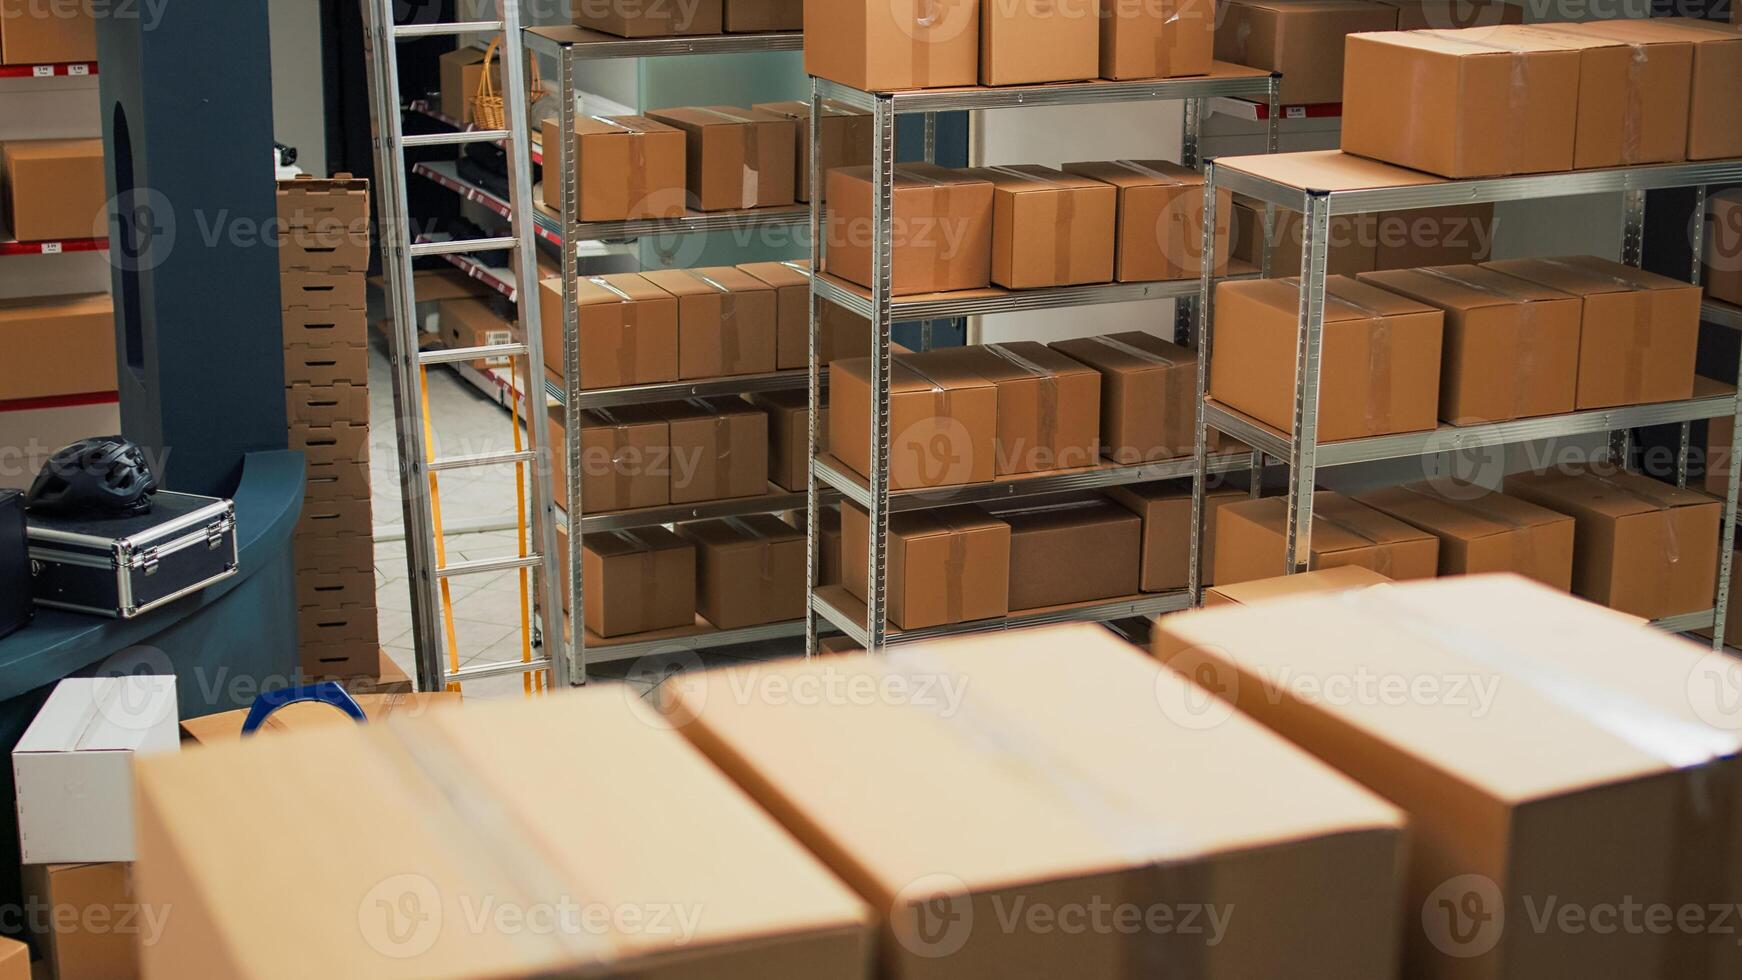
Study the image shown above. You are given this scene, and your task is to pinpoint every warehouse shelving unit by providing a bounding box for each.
[1190,152,1742,651]
[804,65,1283,653]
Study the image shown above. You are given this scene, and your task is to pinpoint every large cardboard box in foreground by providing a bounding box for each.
[1153,574,1742,980]
[135,690,872,978]
[666,624,1407,979]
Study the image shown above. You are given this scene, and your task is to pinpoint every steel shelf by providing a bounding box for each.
[814,64,1275,115]
[0,237,105,256]
[557,202,810,242]
[545,368,813,410]
[556,486,833,534]
[0,61,95,78]
[813,269,1253,321]
[408,98,544,164]
[1652,609,1718,634]
[524,24,801,60]
[581,618,811,665]
[812,586,1192,649]
[1208,97,1341,122]
[1705,298,1742,332]
[813,452,1254,513]
[414,160,566,247]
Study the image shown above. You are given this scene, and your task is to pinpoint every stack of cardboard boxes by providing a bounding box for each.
[277,175,382,685]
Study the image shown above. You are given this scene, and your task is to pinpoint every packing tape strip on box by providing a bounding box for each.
[720,517,776,597]
[687,398,737,501]
[1587,473,1685,582]
[1399,484,1541,575]
[590,116,649,217]
[1541,258,1657,403]
[587,277,642,386]
[1313,510,1400,579]
[1313,281,1395,436]
[1519,26,1652,165]
[588,407,641,508]
[986,166,1079,284]
[1418,31,1534,175]
[694,108,762,207]
[984,344,1061,467]
[685,271,743,374]
[611,529,663,624]
[1415,267,1543,421]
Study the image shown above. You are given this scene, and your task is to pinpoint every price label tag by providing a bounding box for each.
[1285,106,1307,120]
[40,242,62,254]
[68,64,89,76]
[32,65,51,77]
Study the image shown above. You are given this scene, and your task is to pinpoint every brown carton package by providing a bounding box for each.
[1506,23,1691,169]
[1648,17,1742,161]
[1098,0,1214,79]
[0,937,23,980]
[1211,275,1444,441]
[1358,263,1581,424]
[276,175,370,274]
[749,388,825,493]
[1051,331,1196,464]
[0,138,103,242]
[435,46,531,124]
[0,0,94,64]
[782,505,843,586]
[538,272,679,389]
[1484,255,1700,409]
[989,496,1140,609]
[1342,29,1581,178]
[285,382,368,427]
[725,0,801,30]
[641,266,777,379]
[656,397,768,503]
[135,691,873,978]
[1352,479,1575,589]
[644,106,797,211]
[1214,491,1440,585]
[841,501,1010,629]
[282,267,367,311]
[1217,0,1399,105]
[0,293,114,401]
[829,352,998,490]
[582,527,698,637]
[802,0,979,90]
[825,163,994,295]
[1062,159,1229,283]
[1107,481,1245,591]
[1201,563,1390,606]
[294,565,375,612]
[282,307,367,349]
[1504,467,1720,620]
[304,456,372,502]
[752,100,873,202]
[284,343,368,388]
[1153,574,1742,980]
[981,0,1098,84]
[572,0,723,36]
[919,342,1102,475]
[1707,188,1742,307]
[538,114,687,219]
[962,165,1116,289]
[21,863,137,980]
[289,422,369,468]
[298,603,382,670]
[676,514,807,627]
[737,259,810,368]
[1376,0,1521,30]
[666,624,1408,980]
[547,403,670,514]
[1371,203,1497,270]
[438,297,516,370]
[1231,196,1377,276]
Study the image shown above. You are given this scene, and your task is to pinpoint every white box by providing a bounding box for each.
[14,676,179,863]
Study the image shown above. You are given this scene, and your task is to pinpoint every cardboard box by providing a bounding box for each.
[1214,491,1440,586]
[750,388,824,492]
[1707,188,1742,307]
[1152,574,1742,980]
[1371,203,1497,270]
[1358,263,1581,424]
[1050,331,1195,464]
[539,272,679,389]
[282,306,367,349]
[276,175,370,274]
[349,651,413,696]
[752,100,874,203]
[829,352,998,490]
[1506,23,1691,169]
[643,106,797,211]
[1342,29,1581,178]
[1210,275,1443,442]
[0,293,114,401]
[667,624,1407,980]
[981,0,1097,84]
[304,457,372,503]
[439,46,497,124]
[1232,196,1377,277]
[1504,467,1720,620]
[538,114,687,219]
[1217,0,1398,105]
[572,0,723,36]
[437,297,515,369]
[548,403,670,514]
[738,259,810,368]
[725,0,801,30]
[298,603,381,671]
[1062,159,1229,283]
[0,937,21,980]
[1108,481,1245,591]
[0,0,94,64]
[1201,563,1391,606]
[1484,255,1700,409]
[283,343,368,388]
[294,494,373,547]
[288,422,370,468]
[989,496,1140,609]
[1376,0,1521,29]
[675,514,806,627]
[181,693,460,745]
[641,266,778,379]
[1352,480,1575,589]
[581,527,697,637]
[134,690,872,978]
[0,138,103,242]
[919,342,1101,475]
[959,165,1116,289]
[1098,0,1214,79]
[825,163,994,296]
[21,863,139,980]
[15,677,179,864]
[1648,17,1742,160]
[281,267,366,311]
[286,382,368,427]
[656,397,768,503]
[782,505,843,586]
[841,501,1010,629]
[803,0,980,90]
[294,565,374,611]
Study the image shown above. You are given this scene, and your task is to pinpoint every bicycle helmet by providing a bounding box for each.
[26,437,158,517]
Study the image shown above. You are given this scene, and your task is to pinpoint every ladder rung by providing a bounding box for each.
[410,237,517,258]
[436,554,544,579]
[393,20,503,38]
[403,130,511,148]
[446,657,553,685]
[429,449,538,473]
[419,343,527,366]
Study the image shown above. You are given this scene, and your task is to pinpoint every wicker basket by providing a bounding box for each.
[470,36,539,130]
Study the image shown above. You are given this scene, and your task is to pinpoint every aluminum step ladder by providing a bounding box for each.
[360,0,568,690]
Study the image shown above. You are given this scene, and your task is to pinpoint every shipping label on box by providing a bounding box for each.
[581,527,697,637]
[750,100,872,202]
[644,106,797,211]
[540,273,679,389]
[961,165,1117,289]
[539,114,687,219]
[826,163,994,296]
[675,514,805,628]
[1062,159,1229,283]
[642,267,777,379]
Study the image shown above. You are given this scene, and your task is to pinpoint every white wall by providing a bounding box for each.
[269,0,327,176]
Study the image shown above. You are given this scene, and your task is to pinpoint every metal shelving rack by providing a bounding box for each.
[803,65,1283,654]
[1189,152,1742,651]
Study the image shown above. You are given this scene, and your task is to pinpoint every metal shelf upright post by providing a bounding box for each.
[803,68,1282,654]
[1188,153,1742,649]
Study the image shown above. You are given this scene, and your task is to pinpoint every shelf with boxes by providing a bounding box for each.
[1708,298,1742,332]
[407,98,545,165]
[0,61,94,78]
[0,236,104,256]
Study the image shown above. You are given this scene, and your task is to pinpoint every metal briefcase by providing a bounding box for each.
[26,492,239,619]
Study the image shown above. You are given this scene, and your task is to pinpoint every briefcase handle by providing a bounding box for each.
[240,682,366,736]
